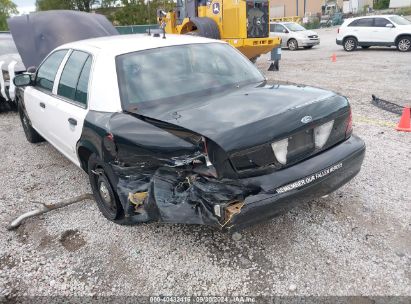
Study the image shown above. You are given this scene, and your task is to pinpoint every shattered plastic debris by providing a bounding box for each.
[221,201,245,228]
[128,191,148,213]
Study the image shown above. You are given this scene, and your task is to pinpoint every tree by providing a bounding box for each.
[373,0,390,9]
[35,0,96,12]
[0,0,18,31]
[113,0,175,25]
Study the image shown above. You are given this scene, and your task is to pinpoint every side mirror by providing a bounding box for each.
[13,74,33,87]
[386,23,394,28]
[283,29,289,33]
[27,66,37,73]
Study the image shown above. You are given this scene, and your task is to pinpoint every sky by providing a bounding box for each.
[14,0,36,14]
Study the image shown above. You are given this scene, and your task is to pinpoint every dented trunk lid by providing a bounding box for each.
[137,84,350,153]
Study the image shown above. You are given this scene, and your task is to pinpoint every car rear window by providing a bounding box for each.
[116,43,264,110]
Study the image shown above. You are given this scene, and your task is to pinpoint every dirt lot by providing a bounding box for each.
[0,27,410,299]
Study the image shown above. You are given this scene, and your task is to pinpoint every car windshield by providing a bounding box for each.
[0,36,18,56]
[116,43,265,109]
[388,16,411,25]
[284,23,306,31]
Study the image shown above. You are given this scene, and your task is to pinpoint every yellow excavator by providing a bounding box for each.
[157,0,281,61]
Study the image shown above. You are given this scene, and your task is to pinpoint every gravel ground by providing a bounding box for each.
[0,27,410,299]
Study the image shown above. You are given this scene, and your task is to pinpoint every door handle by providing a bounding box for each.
[68,118,77,126]
[39,102,45,108]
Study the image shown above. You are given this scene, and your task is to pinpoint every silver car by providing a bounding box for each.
[270,22,320,50]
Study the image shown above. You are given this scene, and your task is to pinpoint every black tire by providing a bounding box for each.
[361,46,370,49]
[88,154,126,223]
[249,56,259,63]
[396,36,411,52]
[18,105,43,143]
[303,46,314,49]
[0,100,12,112]
[189,17,220,40]
[287,39,298,51]
[343,37,357,51]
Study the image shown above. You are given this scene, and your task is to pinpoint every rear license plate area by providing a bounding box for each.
[287,129,315,160]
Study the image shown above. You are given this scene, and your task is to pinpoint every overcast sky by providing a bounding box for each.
[14,0,36,14]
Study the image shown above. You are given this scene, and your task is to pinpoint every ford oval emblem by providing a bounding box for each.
[301,116,313,124]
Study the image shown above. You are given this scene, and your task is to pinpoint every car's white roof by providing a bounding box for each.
[56,33,225,56]
[349,14,397,20]
[270,21,297,25]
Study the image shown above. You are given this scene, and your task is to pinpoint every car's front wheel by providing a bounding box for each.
[343,37,357,51]
[18,105,43,143]
[88,154,126,223]
[287,39,298,51]
[396,36,411,52]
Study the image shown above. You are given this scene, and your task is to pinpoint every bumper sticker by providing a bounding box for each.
[276,162,343,194]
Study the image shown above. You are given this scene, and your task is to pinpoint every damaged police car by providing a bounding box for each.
[11,12,365,231]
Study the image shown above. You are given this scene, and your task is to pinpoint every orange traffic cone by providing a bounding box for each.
[396,106,411,132]
[331,53,337,62]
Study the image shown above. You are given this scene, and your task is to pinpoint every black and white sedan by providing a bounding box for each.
[13,31,365,230]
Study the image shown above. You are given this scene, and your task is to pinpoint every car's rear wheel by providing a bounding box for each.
[343,37,357,51]
[88,154,126,223]
[18,105,44,143]
[396,36,411,52]
[287,39,298,51]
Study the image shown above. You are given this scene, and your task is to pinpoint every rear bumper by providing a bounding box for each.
[336,39,343,45]
[121,135,365,231]
[225,135,365,231]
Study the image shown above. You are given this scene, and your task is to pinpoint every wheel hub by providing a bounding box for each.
[22,115,29,130]
[99,181,111,204]
[399,39,410,51]
[346,40,354,50]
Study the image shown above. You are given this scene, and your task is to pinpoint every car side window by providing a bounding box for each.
[374,18,392,27]
[74,56,92,105]
[349,18,374,27]
[275,24,286,32]
[35,50,67,92]
[57,50,91,106]
[270,24,274,32]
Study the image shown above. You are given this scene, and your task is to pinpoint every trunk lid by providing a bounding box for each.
[137,84,350,153]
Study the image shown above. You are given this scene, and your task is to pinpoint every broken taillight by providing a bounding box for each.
[314,120,334,149]
[271,138,288,165]
[345,109,353,138]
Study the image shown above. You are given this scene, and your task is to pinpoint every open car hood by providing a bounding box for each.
[7,10,118,68]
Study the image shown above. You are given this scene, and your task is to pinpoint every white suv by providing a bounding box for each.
[336,15,411,52]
